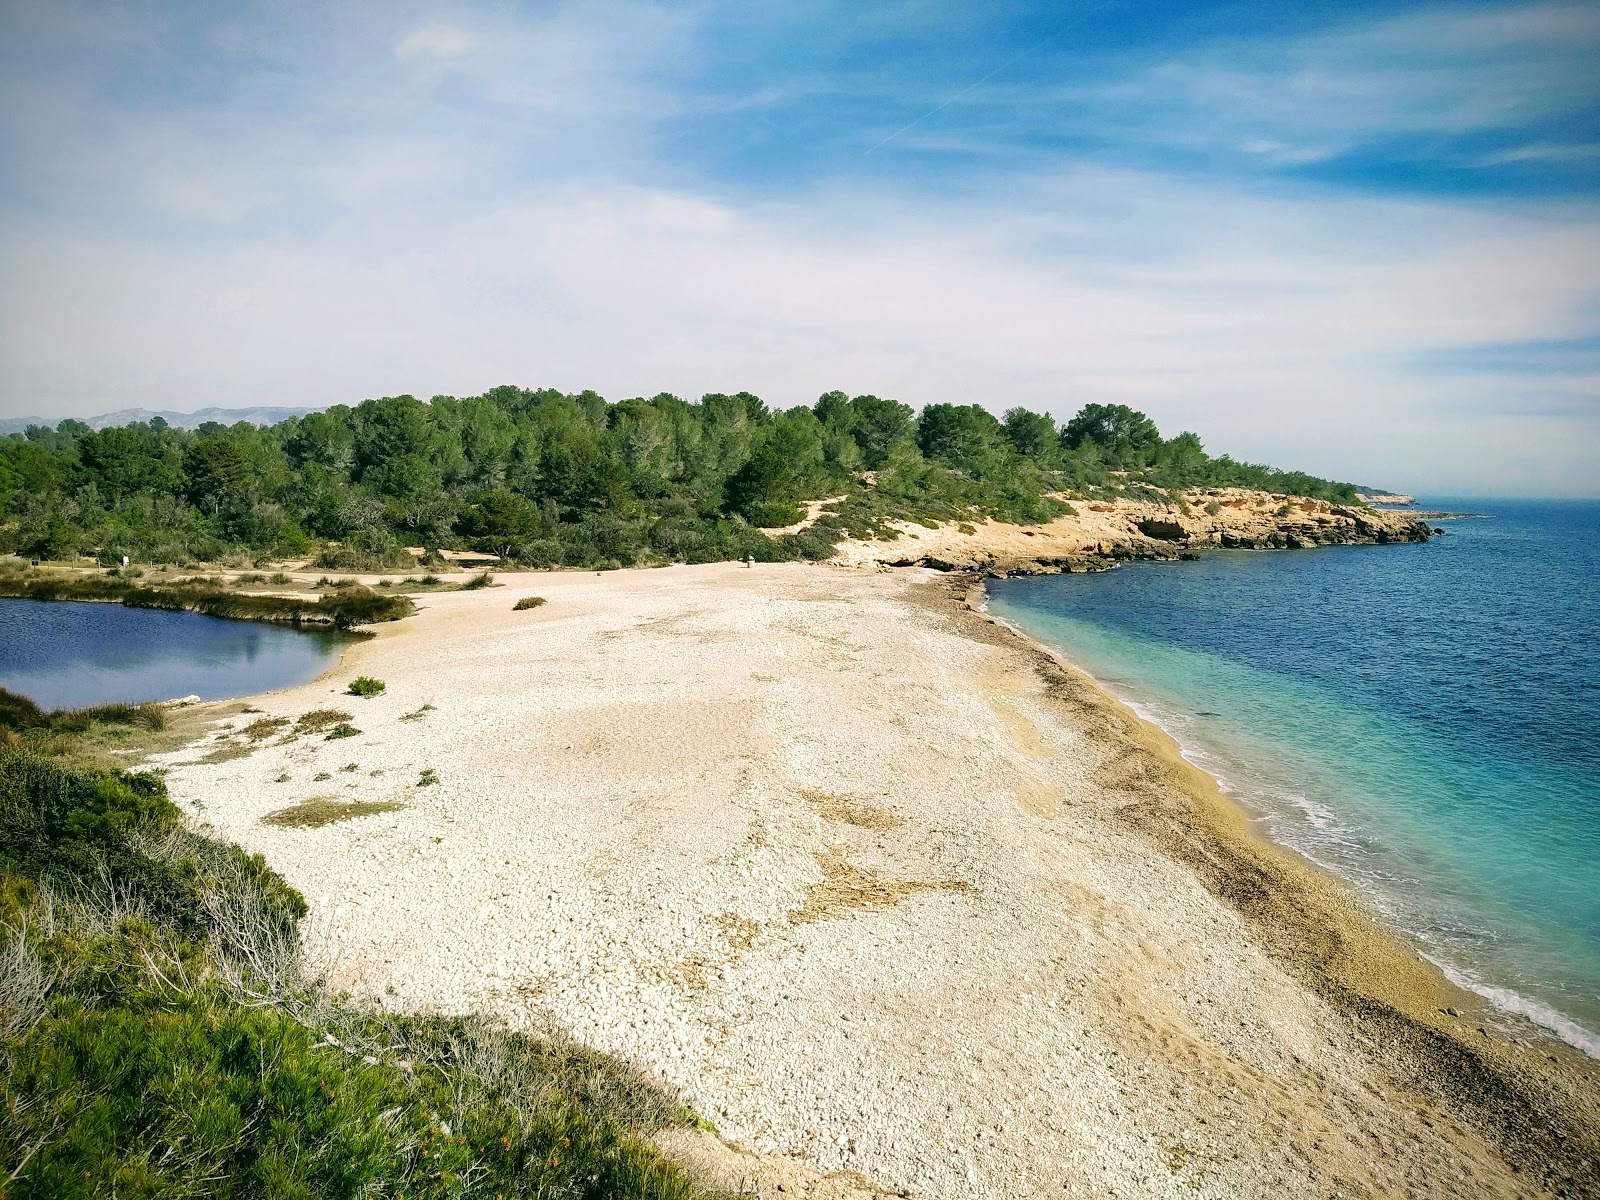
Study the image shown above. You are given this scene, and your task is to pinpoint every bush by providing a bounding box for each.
[0,749,701,1199]
[323,723,360,740]
[513,596,547,611]
[345,676,386,698]
[461,570,496,590]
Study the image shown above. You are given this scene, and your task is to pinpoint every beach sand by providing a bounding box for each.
[155,563,1600,1198]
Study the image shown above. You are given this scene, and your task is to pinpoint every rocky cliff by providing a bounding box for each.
[831,487,1433,575]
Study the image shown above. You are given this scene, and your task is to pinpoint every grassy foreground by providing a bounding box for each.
[0,746,704,1198]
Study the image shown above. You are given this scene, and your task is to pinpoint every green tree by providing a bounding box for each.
[1061,403,1162,454]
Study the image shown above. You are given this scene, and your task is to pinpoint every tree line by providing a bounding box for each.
[0,387,1364,569]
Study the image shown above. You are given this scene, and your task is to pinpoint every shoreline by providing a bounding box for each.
[148,563,1599,1197]
[975,574,1600,1064]
[949,571,1600,1189]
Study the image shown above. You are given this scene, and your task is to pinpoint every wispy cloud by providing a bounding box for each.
[0,0,1597,494]
[395,23,475,61]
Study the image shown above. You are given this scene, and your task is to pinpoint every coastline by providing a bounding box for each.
[149,563,1600,1198]
[975,585,1600,1060]
[955,571,1600,1190]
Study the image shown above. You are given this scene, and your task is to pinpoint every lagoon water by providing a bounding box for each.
[0,599,349,710]
[989,499,1600,1056]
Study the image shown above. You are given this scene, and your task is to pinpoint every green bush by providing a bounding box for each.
[0,748,702,1198]
[345,676,385,698]
[512,595,547,611]
[323,723,360,741]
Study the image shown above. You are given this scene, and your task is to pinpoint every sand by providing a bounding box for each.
[154,563,1600,1198]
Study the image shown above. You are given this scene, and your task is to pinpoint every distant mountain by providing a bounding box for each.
[0,405,325,436]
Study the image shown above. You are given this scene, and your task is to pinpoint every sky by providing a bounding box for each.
[0,1,1597,495]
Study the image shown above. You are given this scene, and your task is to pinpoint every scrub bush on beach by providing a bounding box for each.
[513,595,547,611]
[0,748,703,1198]
[345,676,385,697]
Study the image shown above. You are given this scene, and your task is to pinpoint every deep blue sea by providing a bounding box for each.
[988,499,1600,1055]
[0,599,349,710]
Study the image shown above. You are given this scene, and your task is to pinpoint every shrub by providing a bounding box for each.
[346,676,386,698]
[417,768,440,787]
[0,749,700,1199]
[324,723,360,741]
[513,596,547,611]
[294,708,352,734]
[462,570,496,590]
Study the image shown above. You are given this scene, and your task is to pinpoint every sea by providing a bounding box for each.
[987,499,1600,1057]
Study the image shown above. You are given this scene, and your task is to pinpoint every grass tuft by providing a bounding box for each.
[513,595,548,611]
[323,723,360,741]
[346,676,386,698]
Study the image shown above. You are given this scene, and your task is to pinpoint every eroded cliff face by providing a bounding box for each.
[831,487,1433,575]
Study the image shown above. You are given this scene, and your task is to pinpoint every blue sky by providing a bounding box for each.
[1,1,1597,493]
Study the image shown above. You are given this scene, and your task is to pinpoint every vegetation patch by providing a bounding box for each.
[345,675,386,697]
[0,747,701,1198]
[241,715,290,741]
[0,572,413,630]
[513,595,548,611]
[261,795,405,828]
[323,723,360,741]
[417,768,440,787]
[789,846,975,925]
[2,389,1364,576]
[0,686,169,768]
[799,787,903,831]
[461,570,497,590]
[399,703,436,722]
[294,708,353,734]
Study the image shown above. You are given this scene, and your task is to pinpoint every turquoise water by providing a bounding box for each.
[0,599,350,709]
[988,500,1600,1055]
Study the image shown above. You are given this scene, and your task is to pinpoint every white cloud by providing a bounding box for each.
[395,22,474,61]
[3,169,1596,493]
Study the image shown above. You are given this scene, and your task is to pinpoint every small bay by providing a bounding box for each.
[989,499,1600,1056]
[0,598,351,709]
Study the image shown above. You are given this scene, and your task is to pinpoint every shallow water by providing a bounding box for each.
[0,598,350,709]
[989,499,1600,1055]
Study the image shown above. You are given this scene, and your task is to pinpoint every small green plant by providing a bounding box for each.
[324,723,360,741]
[513,595,547,611]
[295,708,353,733]
[340,762,360,773]
[417,768,440,787]
[1204,501,1221,516]
[399,703,436,722]
[242,716,290,741]
[312,771,332,781]
[346,676,386,697]
[462,570,496,590]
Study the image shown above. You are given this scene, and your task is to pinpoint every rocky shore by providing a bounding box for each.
[831,487,1434,575]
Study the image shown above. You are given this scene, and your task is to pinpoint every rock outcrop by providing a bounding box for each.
[831,487,1433,576]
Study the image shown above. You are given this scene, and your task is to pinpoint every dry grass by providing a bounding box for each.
[260,796,406,828]
[788,847,974,925]
[798,788,903,831]
[294,708,353,734]
[513,596,547,611]
[242,716,291,741]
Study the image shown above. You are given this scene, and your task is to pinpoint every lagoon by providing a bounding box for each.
[0,598,350,709]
